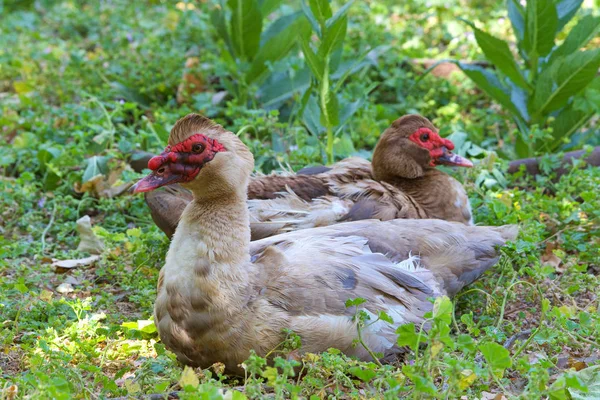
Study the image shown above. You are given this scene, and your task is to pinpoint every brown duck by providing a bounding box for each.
[131,114,517,374]
[145,114,473,240]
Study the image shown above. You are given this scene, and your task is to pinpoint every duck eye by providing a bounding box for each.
[420,133,430,142]
[192,143,204,153]
[157,166,166,174]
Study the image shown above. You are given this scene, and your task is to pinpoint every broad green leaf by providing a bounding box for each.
[348,366,376,382]
[246,17,309,84]
[533,49,600,115]
[301,0,321,37]
[228,0,262,61]
[258,68,311,107]
[555,0,583,31]
[82,155,109,183]
[507,0,525,43]
[334,133,355,157]
[302,95,325,136]
[326,0,355,29]
[432,295,452,325]
[259,0,283,16]
[569,365,600,400]
[210,6,234,58]
[344,297,366,307]
[318,15,347,60]
[396,323,420,351]
[574,77,600,114]
[510,83,530,121]
[523,0,558,57]
[469,23,529,90]
[260,11,302,45]
[456,334,477,354]
[300,36,324,81]
[318,57,339,127]
[458,63,523,120]
[549,15,600,65]
[309,0,332,25]
[547,105,593,152]
[479,342,512,377]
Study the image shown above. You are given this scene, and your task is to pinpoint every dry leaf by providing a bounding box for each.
[74,162,132,198]
[56,282,74,294]
[178,365,199,389]
[4,385,18,400]
[76,216,105,254]
[176,57,205,104]
[52,255,100,272]
[541,243,562,270]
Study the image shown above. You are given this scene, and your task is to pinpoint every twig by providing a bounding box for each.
[503,329,532,350]
[41,201,58,254]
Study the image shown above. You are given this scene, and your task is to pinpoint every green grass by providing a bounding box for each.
[1,1,599,399]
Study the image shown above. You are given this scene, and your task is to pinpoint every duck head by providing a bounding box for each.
[372,115,472,181]
[132,114,254,200]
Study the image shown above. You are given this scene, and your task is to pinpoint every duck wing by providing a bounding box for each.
[248,219,517,359]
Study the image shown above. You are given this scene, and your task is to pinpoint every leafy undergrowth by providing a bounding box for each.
[1,0,599,399]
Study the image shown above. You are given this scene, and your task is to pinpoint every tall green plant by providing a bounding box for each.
[459,0,600,157]
[210,0,310,103]
[298,0,358,164]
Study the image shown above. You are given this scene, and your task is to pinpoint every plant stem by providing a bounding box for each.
[326,126,334,164]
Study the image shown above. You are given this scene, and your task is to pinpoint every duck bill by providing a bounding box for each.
[131,172,185,193]
[436,147,473,167]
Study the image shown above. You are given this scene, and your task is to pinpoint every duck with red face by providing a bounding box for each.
[141,114,475,239]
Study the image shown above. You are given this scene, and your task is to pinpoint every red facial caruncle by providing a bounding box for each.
[131,134,227,193]
[408,127,472,168]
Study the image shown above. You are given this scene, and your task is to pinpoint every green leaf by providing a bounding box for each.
[469,23,529,90]
[348,367,376,382]
[326,0,355,29]
[228,0,262,61]
[246,17,309,84]
[300,36,324,81]
[507,0,525,43]
[345,297,366,307]
[555,0,583,31]
[479,342,512,377]
[432,296,452,325]
[569,365,600,399]
[210,6,234,58]
[378,310,394,324]
[309,0,332,25]
[318,58,339,127]
[547,105,593,152]
[259,0,283,16]
[300,0,321,37]
[522,0,558,57]
[260,11,302,45]
[82,156,109,183]
[533,49,600,115]
[258,68,311,107]
[318,15,347,60]
[302,95,325,136]
[458,63,523,120]
[456,334,477,354]
[549,15,600,65]
[396,323,420,351]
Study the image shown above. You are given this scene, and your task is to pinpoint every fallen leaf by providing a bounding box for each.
[52,255,100,272]
[458,369,477,390]
[178,365,199,389]
[541,243,563,271]
[39,290,53,302]
[56,283,74,294]
[76,216,105,254]
[74,160,132,198]
[4,385,18,400]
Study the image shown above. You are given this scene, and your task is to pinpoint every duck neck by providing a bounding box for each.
[163,189,251,307]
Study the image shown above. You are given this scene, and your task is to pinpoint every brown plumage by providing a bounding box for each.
[132,114,517,375]
[145,115,473,239]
